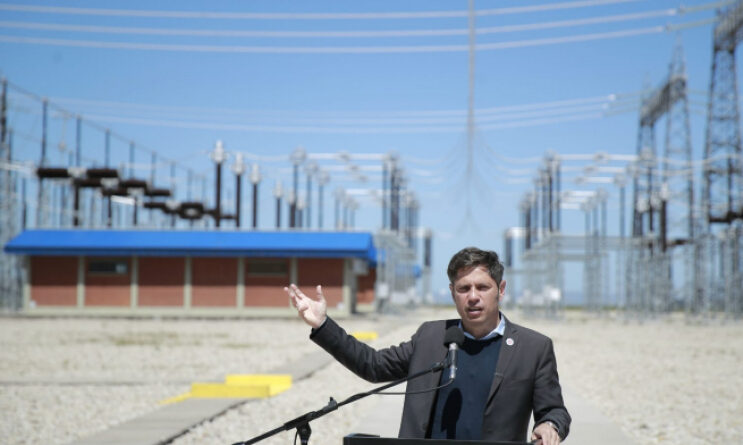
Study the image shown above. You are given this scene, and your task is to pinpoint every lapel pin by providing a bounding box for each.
[506,338,514,346]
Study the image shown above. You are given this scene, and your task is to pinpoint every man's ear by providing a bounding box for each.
[499,280,507,298]
[449,283,455,301]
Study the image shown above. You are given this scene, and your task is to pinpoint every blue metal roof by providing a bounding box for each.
[4,230,377,262]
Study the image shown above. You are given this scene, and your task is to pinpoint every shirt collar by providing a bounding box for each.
[459,312,506,341]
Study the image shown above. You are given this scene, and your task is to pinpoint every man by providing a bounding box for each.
[285,247,570,444]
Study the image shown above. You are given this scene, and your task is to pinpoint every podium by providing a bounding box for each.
[344,435,534,445]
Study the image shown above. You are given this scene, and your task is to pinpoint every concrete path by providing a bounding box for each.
[71,398,246,445]
[67,349,333,445]
[351,384,636,444]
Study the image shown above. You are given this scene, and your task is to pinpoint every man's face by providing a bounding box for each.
[449,265,505,338]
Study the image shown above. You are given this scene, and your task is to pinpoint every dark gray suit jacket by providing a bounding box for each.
[311,315,571,442]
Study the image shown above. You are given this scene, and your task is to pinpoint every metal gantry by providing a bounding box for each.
[701,0,743,318]
[513,8,743,320]
[626,39,696,319]
[0,78,22,311]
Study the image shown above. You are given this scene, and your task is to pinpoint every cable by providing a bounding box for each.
[74,108,637,134]
[47,91,641,120]
[0,19,714,54]
[74,102,621,126]
[0,5,713,38]
[0,0,648,20]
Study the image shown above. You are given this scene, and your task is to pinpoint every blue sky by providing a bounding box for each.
[0,0,726,299]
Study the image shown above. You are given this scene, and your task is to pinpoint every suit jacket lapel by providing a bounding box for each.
[418,319,456,422]
[487,316,518,404]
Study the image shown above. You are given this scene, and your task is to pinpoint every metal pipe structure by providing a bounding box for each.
[317,169,329,229]
[305,161,316,229]
[232,153,246,228]
[250,163,261,229]
[274,181,283,229]
[290,147,306,229]
[210,140,228,228]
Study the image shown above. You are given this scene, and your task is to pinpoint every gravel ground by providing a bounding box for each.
[0,315,395,445]
[524,312,743,444]
[2,309,742,445]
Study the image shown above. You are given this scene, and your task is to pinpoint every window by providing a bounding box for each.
[248,259,288,277]
[88,259,128,275]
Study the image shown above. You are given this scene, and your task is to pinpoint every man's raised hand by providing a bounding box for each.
[285,283,327,329]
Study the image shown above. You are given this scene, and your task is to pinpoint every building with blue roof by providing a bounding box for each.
[4,229,378,315]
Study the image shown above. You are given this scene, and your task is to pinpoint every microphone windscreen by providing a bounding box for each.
[443,326,465,347]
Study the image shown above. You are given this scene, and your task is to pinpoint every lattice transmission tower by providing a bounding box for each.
[0,78,22,310]
[702,0,743,317]
[629,41,695,317]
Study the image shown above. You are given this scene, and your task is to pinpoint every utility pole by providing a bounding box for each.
[210,140,228,228]
[232,153,245,228]
[317,169,329,229]
[37,98,48,227]
[465,0,476,221]
[305,161,317,229]
[274,181,283,229]
[290,146,306,228]
[250,163,261,229]
[335,187,344,230]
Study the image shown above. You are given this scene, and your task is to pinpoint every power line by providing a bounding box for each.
[76,106,637,134]
[48,91,641,118]
[17,89,644,135]
[0,4,719,38]
[53,100,635,127]
[0,19,714,54]
[0,0,648,20]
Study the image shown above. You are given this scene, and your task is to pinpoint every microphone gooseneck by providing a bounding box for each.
[443,326,465,381]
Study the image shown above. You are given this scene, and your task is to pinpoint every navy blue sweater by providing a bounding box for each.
[429,335,503,440]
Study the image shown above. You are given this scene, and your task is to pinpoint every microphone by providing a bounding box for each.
[443,326,465,381]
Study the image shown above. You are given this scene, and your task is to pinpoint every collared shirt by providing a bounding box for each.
[458,311,506,341]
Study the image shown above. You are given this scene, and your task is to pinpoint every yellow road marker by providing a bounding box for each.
[159,374,292,404]
[351,331,378,341]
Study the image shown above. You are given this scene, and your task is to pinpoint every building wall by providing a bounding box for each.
[85,258,131,306]
[191,257,237,307]
[26,254,375,311]
[30,256,77,306]
[357,267,376,304]
[139,257,185,306]
[244,258,291,307]
[297,258,344,307]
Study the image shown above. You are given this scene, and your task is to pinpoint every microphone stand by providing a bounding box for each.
[231,360,446,445]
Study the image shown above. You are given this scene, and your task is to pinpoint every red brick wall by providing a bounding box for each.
[191,257,237,307]
[297,258,344,307]
[357,267,376,304]
[244,258,290,307]
[30,256,77,306]
[138,257,185,306]
[85,258,131,306]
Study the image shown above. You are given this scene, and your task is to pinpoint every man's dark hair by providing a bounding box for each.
[447,247,504,284]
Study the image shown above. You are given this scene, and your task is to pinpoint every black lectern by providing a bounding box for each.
[344,435,534,445]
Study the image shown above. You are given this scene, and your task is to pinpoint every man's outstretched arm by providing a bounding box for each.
[284,283,413,383]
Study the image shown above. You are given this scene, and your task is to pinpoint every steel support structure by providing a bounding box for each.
[702,1,743,318]
[628,44,695,319]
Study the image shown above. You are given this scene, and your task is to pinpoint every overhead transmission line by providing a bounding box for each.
[51,98,637,127]
[0,3,724,38]
[47,92,639,118]
[0,18,716,54]
[0,0,650,20]
[2,79,207,181]
[64,103,641,134]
